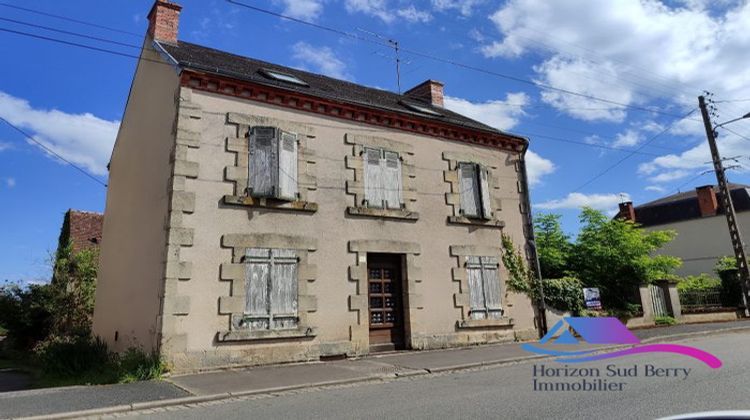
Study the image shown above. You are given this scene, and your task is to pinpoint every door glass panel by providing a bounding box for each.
[369,282,382,293]
[371,311,383,324]
[385,311,395,323]
[370,297,383,308]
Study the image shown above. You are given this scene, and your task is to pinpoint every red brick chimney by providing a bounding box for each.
[404,80,444,108]
[148,0,182,43]
[618,201,636,222]
[696,185,718,217]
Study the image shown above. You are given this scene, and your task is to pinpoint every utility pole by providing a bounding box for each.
[698,95,750,316]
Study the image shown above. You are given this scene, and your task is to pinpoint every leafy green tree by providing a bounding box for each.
[569,207,681,309]
[534,213,572,279]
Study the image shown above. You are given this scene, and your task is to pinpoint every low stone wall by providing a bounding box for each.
[681,311,739,324]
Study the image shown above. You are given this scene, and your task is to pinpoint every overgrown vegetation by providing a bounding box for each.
[0,241,166,387]
[714,256,744,308]
[677,274,721,292]
[542,277,585,315]
[532,208,681,314]
[654,316,678,326]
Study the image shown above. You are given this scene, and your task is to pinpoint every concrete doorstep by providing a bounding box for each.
[6,319,750,420]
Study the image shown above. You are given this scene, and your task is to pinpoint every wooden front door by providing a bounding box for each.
[367,254,405,352]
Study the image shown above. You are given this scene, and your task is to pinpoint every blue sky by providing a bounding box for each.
[1,0,750,284]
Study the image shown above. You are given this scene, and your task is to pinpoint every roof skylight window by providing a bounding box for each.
[259,69,308,86]
[400,101,442,117]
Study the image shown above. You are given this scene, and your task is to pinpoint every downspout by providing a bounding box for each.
[517,139,548,337]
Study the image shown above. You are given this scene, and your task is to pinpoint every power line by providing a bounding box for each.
[0,116,108,188]
[510,131,663,156]
[720,126,750,143]
[225,0,693,120]
[0,26,172,67]
[0,17,149,51]
[571,108,697,192]
[0,2,143,38]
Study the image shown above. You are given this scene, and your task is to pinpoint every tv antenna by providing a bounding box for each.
[358,28,404,93]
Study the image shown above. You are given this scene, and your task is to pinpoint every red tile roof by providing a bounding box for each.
[64,210,104,253]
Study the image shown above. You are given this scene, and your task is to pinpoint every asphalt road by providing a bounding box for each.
[124,330,750,420]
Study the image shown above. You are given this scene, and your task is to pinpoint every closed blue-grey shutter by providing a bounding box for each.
[481,256,503,319]
[270,249,298,329]
[244,248,271,330]
[478,166,492,220]
[382,150,403,209]
[364,148,383,208]
[248,127,278,198]
[277,131,298,201]
[458,162,480,218]
[466,256,485,320]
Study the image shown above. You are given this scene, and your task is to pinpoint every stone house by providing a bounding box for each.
[57,209,104,255]
[92,0,542,372]
[617,183,750,276]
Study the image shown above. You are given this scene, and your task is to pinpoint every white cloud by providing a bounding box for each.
[4,177,15,188]
[443,92,530,131]
[645,185,666,193]
[612,129,642,147]
[344,0,394,22]
[443,92,556,185]
[396,6,432,23]
[432,0,484,16]
[638,126,750,180]
[0,141,11,152]
[278,0,324,20]
[536,192,630,212]
[0,91,118,176]
[525,150,556,186]
[651,169,691,183]
[480,0,750,122]
[291,42,350,80]
[532,57,631,122]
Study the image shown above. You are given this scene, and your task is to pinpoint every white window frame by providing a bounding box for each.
[364,147,404,210]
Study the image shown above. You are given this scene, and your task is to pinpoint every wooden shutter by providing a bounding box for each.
[458,162,480,218]
[277,131,298,201]
[364,148,384,208]
[244,248,271,330]
[248,127,278,198]
[269,249,298,329]
[466,256,486,320]
[478,166,492,220]
[382,150,403,209]
[480,256,503,319]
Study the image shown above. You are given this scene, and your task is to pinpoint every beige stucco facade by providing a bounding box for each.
[93,37,540,373]
[646,212,750,277]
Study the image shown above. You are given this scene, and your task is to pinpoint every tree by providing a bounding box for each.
[569,207,681,309]
[534,213,571,279]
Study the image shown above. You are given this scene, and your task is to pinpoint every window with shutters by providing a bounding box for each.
[248,126,299,201]
[364,147,403,209]
[458,162,492,220]
[243,248,299,331]
[465,256,503,320]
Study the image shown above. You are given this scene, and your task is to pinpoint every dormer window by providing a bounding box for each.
[399,101,442,117]
[259,69,308,87]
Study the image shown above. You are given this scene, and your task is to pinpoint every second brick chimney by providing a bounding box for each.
[148,0,182,43]
[618,201,636,222]
[404,80,444,108]
[696,185,719,217]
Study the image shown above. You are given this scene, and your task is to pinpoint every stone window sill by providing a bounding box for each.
[347,206,419,220]
[456,317,514,329]
[223,195,318,213]
[447,216,505,228]
[217,326,317,342]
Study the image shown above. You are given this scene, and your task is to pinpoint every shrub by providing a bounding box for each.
[543,277,584,314]
[715,257,743,308]
[655,316,677,326]
[677,274,721,292]
[34,335,113,378]
[0,282,55,350]
[117,348,166,383]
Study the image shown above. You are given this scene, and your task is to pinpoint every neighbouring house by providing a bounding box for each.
[92,0,541,372]
[56,210,104,255]
[617,184,750,276]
